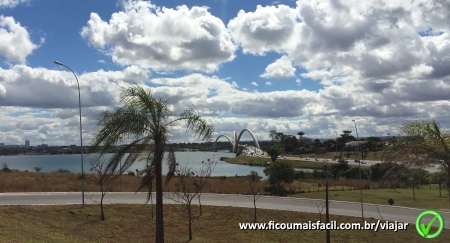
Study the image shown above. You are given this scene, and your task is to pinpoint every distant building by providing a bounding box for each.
[25,140,30,148]
[0,143,4,146]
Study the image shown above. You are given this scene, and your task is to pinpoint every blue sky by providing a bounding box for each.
[0,0,450,146]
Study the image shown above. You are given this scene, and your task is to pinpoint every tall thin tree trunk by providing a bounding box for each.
[155,143,164,243]
[253,194,257,223]
[101,192,105,221]
[188,206,192,241]
[439,182,442,197]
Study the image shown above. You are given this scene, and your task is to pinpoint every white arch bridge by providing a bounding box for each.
[213,128,263,154]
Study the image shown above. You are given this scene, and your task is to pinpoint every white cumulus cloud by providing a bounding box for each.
[228,4,297,55]
[81,1,236,72]
[0,16,39,64]
[0,0,29,8]
[260,56,296,78]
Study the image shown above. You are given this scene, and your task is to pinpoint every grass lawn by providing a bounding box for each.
[0,204,449,242]
[222,155,360,170]
[293,186,450,210]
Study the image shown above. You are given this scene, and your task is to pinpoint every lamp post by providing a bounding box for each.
[352,119,363,219]
[54,61,85,207]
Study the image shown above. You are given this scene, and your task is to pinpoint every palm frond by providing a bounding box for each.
[179,106,214,141]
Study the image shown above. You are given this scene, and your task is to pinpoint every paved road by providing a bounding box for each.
[1,192,449,228]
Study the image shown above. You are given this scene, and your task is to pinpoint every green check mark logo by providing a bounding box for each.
[419,215,438,237]
[416,210,444,239]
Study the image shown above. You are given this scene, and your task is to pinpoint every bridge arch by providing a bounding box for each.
[235,128,260,153]
[213,134,233,152]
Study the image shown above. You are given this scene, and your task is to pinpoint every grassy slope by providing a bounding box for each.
[0,204,448,243]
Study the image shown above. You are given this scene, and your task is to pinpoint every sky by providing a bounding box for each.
[0,0,449,146]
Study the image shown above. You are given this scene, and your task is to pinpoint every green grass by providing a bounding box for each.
[293,185,450,210]
[0,204,449,242]
[222,155,359,170]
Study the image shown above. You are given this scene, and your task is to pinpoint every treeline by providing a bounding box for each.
[268,130,387,156]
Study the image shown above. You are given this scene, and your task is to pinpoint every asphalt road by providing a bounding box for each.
[1,192,449,228]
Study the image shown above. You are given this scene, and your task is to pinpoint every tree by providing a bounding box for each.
[247,171,264,222]
[166,157,216,241]
[263,160,295,196]
[429,168,447,197]
[88,158,120,221]
[297,131,305,145]
[264,146,284,163]
[377,119,450,209]
[379,163,408,191]
[313,139,323,148]
[88,84,214,243]
[269,130,278,144]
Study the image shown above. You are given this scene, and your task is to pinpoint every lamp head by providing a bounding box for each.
[54,61,63,66]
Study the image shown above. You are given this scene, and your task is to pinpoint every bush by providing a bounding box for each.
[294,170,306,180]
[247,171,262,182]
[263,160,295,186]
[1,163,11,173]
[312,169,320,179]
[53,169,72,173]
[264,185,289,197]
[127,171,135,176]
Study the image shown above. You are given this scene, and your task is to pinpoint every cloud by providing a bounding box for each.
[260,56,296,78]
[0,16,40,64]
[228,4,297,55]
[250,81,258,86]
[0,0,29,8]
[0,65,150,108]
[228,0,450,83]
[3,1,450,145]
[81,1,236,72]
[0,83,6,99]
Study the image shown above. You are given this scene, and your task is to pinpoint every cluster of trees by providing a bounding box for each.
[268,130,387,156]
[311,161,430,185]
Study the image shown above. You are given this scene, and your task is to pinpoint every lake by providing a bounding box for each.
[0,152,313,178]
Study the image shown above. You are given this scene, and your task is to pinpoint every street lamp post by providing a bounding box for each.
[54,61,85,207]
[352,119,363,220]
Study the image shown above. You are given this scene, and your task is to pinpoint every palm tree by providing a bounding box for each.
[297,131,305,156]
[88,84,214,243]
[297,131,305,145]
[377,119,450,210]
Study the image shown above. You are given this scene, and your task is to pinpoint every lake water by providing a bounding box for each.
[0,152,313,177]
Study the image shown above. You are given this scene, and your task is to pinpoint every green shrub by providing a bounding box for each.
[1,163,11,173]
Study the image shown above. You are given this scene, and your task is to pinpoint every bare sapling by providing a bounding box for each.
[165,156,216,241]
